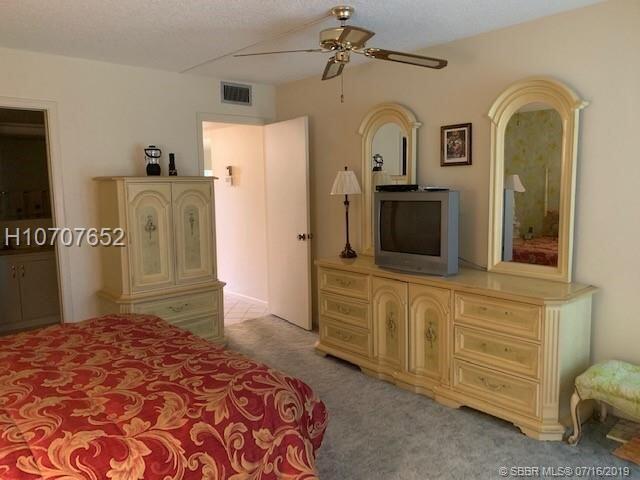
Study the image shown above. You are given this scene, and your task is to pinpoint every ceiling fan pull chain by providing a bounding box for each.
[340,74,344,103]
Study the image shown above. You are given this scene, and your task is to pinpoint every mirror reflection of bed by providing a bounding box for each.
[502,103,562,267]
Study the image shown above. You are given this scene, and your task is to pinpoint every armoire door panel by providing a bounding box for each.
[0,257,23,331]
[408,284,450,383]
[372,277,408,371]
[126,183,174,292]
[172,182,215,285]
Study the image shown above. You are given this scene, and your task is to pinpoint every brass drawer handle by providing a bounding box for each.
[337,305,352,315]
[335,330,353,342]
[335,278,353,288]
[169,303,190,313]
[478,376,509,391]
[386,313,397,337]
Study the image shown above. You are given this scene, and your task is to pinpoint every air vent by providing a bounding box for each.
[221,82,252,106]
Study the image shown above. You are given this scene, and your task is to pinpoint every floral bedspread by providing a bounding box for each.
[0,314,328,479]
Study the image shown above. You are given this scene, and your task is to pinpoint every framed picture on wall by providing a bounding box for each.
[441,123,472,166]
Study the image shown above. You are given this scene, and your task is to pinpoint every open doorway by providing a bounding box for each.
[198,115,313,331]
[202,121,269,325]
[0,107,61,334]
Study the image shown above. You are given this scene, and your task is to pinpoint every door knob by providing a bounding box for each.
[297,233,307,241]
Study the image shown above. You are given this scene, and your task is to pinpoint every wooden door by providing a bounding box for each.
[19,255,60,327]
[408,284,450,384]
[127,183,174,292]
[172,181,215,285]
[264,117,312,330]
[0,257,22,333]
[372,277,408,372]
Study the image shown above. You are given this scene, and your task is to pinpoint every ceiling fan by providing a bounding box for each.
[233,5,448,81]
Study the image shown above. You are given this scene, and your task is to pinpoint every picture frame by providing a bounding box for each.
[441,123,472,166]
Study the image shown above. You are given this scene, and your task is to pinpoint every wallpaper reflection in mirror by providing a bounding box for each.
[503,105,562,267]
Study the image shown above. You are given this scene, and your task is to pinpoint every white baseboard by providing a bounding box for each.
[225,290,268,307]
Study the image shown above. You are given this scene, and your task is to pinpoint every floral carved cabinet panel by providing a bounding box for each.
[172,182,215,285]
[372,277,408,373]
[408,284,450,384]
[127,183,174,292]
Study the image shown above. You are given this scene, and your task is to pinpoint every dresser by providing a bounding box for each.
[315,256,596,440]
[95,177,224,343]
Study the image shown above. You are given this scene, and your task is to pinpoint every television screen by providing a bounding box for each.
[379,200,441,256]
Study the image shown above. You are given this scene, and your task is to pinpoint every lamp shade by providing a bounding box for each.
[504,174,526,192]
[331,169,362,195]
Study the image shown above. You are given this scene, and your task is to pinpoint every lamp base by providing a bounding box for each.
[339,243,358,259]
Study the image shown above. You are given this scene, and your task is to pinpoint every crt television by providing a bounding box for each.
[374,190,459,276]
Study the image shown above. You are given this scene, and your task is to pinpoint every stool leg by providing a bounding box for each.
[567,389,582,445]
[598,402,608,423]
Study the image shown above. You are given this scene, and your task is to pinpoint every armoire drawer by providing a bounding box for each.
[320,293,370,329]
[453,360,540,418]
[454,326,540,379]
[454,293,541,341]
[172,314,220,340]
[133,291,218,320]
[320,318,371,358]
[319,268,370,300]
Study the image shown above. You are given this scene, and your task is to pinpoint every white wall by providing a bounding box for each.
[276,0,640,364]
[204,123,268,302]
[0,46,275,321]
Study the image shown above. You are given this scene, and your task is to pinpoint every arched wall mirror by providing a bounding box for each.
[359,103,421,256]
[487,77,588,283]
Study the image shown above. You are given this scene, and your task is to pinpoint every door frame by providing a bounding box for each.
[0,96,73,323]
[196,112,267,175]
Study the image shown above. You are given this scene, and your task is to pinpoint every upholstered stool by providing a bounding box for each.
[568,360,640,445]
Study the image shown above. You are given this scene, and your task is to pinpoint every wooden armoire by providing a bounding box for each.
[95,177,224,343]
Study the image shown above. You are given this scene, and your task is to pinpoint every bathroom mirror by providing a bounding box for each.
[359,103,420,256]
[487,78,587,283]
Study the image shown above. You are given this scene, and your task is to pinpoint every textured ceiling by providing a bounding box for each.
[0,0,602,84]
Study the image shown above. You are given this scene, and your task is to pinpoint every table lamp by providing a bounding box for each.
[331,166,362,258]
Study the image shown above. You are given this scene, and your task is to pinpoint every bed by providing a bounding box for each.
[0,314,328,479]
[512,236,559,266]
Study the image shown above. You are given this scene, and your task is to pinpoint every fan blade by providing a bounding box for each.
[322,57,345,80]
[320,26,375,50]
[234,48,325,57]
[363,48,447,69]
[339,26,375,48]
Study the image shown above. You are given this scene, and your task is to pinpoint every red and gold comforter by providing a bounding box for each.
[0,314,327,479]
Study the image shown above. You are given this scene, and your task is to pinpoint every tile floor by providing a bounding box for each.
[223,292,269,325]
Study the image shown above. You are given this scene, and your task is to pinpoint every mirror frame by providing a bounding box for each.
[487,77,588,283]
[359,103,421,256]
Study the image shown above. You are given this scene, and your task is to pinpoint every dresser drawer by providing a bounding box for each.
[320,318,371,358]
[454,293,541,341]
[320,293,369,329]
[319,268,370,300]
[133,291,218,321]
[454,326,540,379]
[173,314,220,340]
[453,360,539,418]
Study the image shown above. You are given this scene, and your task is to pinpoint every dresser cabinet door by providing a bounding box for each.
[408,284,450,384]
[172,182,215,285]
[19,255,60,324]
[127,183,174,292]
[372,277,408,372]
[0,257,22,333]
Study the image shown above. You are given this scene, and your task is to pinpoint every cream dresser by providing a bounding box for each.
[316,256,596,440]
[95,177,224,343]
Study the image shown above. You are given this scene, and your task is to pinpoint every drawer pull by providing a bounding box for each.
[337,305,352,315]
[335,330,353,342]
[479,376,509,391]
[335,278,353,288]
[169,303,190,313]
[503,347,513,353]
